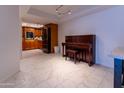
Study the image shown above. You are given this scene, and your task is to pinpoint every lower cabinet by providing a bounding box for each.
[22,40,42,50]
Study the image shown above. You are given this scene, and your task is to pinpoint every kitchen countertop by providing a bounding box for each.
[111,47,124,59]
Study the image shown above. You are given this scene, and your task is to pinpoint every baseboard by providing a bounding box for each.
[0,67,20,83]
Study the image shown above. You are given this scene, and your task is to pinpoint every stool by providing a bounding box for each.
[65,49,79,64]
[122,62,124,85]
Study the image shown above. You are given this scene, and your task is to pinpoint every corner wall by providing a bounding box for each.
[0,6,20,82]
[58,6,124,68]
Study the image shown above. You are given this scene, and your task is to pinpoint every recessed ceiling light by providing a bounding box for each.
[68,10,72,15]
[68,12,72,15]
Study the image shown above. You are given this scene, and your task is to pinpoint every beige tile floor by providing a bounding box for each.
[1,49,114,88]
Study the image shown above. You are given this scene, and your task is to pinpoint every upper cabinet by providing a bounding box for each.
[35,28,42,37]
[22,26,43,50]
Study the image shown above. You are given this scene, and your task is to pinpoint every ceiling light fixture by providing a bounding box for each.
[56,5,72,16]
[68,10,72,15]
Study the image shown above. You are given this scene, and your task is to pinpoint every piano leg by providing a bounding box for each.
[84,50,86,61]
[65,56,67,60]
[88,48,92,66]
[65,52,68,60]
[74,53,76,64]
[81,50,85,62]
[62,44,64,57]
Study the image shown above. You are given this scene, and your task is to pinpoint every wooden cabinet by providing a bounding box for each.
[39,29,42,36]
[22,26,42,50]
[50,24,58,53]
[35,29,42,37]
[37,40,43,49]
[42,23,58,53]
[23,39,42,50]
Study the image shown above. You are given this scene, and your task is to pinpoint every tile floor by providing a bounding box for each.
[1,49,114,88]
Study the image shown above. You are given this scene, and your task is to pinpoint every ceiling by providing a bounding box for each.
[19,5,115,25]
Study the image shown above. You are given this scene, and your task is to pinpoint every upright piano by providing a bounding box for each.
[62,35,96,66]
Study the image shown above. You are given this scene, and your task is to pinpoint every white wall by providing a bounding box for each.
[58,6,124,68]
[0,6,20,82]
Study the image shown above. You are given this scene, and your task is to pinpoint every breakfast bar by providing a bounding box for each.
[112,47,124,88]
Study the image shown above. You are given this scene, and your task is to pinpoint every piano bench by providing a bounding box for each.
[65,49,79,64]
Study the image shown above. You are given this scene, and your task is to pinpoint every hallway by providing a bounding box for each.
[2,49,113,88]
